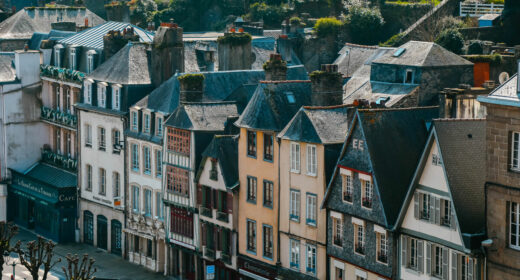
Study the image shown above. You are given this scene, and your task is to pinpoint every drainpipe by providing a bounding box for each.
[75,107,81,243]
[122,114,128,259]
[276,136,281,268]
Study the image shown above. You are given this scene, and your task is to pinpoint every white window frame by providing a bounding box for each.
[85,124,92,146]
[54,47,61,67]
[306,193,317,226]
[70,48,76,70]
[306,244,316,275]
[84,81,92,105]
[512,132,520,170]
[290,142,301,173]
[404,68,415,84]
[144,188,152,216]
[290,189,300,221]
[331,212,343,247]
[156,116,163,136]
[132,185,140,213]
[511,201,520,250]
[143,146,151,174]
[156,192,163,219]
[341,169,353,203]
[132,143,139,171]
[155,149,162,177]
[290,239,300,269]
[97,84,106,108]
[87,52,95,74]
[306,144,317,176]
[85,164,92,191]
[144,113,151,134]
[112,85,121,110]
[131,111,138,131]
[98,126,106,150]
[98,168,106,195]
[113,172,120,197]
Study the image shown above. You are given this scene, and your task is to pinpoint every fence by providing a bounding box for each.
[460,2,504,17]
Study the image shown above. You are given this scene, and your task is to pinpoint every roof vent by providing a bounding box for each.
[393,48,406,57]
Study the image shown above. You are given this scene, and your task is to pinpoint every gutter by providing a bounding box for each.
[276,136,281,267]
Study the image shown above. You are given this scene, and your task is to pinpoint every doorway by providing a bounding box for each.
[97,215,107,250]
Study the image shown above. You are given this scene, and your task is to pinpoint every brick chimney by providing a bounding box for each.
[310,64,344,106]
[264,53,287,81]
[217,31,252,71]
[103,28,139,61]
[151,22,185,88]
[178,74,204,104]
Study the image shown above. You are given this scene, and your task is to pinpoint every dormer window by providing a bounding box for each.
[70,48,77,70]
[360,174,372,209]
[156,116,163,137]
[404,69,414,84]
[131,111,138,131]
[84,80,93,105]
[97,83,107,108]
[112,85,121,110]
[54,45,64,68]
[144,113,151,134]
[87,51,96,74]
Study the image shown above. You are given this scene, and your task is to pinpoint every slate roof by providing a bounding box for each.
[27,30,75,50]
[235,81,313,132]
[86,42,152,85]
[0,8,104,40]
[344,81,420,106]
[133,65,308,115]
[58,21,153,50]
[199,135,239,189]
[165,102,238,131]
[433,119,486,235]
[0,53,16,83]
[334,43,385,77]
[279,105,354,144]
[372,41,472,67]
[478,73,520,107]
[25,162,77,188]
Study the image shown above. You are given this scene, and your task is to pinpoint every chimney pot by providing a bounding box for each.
[178,74,205,103]
[264,53,287,81]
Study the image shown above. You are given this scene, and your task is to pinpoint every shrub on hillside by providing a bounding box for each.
[250,2,288,28]
[313,17,343,37]
[435,28,464,54]
[467,40,484,55]
[346,6,384,45]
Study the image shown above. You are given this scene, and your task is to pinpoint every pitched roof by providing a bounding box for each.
[334,43,387,77]
[165,102,238,131]
[58,21,153,50]
[25,162,77,188]
[372,41,472,67]
[0,53,16,83]
[279,105,354,144]
[86,42,152,85]
[200,135,239,188]
[344,81,419,106]
[433,119,486,234]
[478,73,520,107]
[235,81,313,131]
[0,8,104,40]
[27,30,75,50]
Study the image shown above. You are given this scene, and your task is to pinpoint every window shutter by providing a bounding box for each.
[401,235,407,267]
[451,252,458,280]
[197,185,202,206]
[426,242,431,275]
[201,223,206,246]
[468,258,474,280]
[451,206,457,230]
[227,193,233,214]
[429,195,435,223]
[414,192,419,219]
[442,248,448,280]
[216,228,221,251]
[307,145,311,174]
[435,198,441,225]
[418,240,424,273]
[212,189,217,209]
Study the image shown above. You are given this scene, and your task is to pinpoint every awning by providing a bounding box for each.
[239,269,270,280]
[9,183,58,204]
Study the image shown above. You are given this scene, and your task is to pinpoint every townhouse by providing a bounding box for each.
[397,119,486,280]
[478,66,520,279]
[277,104,353,280]
[323,107,438,280]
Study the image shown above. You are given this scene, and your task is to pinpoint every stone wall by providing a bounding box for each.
[217,41,252,71]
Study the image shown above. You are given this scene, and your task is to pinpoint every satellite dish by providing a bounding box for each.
[499,72,510,84]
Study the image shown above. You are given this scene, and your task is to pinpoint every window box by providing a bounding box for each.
[290,214,299,222]
[200,206,212,218]
[204,246,215,260]
[362,198,372,208]
[377,253,388,264]
[221,252,231,264]
[290,262,299,269]
[216,211,229,223]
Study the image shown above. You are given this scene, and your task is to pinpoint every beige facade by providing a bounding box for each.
[330,257,388,280]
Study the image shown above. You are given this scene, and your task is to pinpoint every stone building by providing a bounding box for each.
[477,67,520,279]
[322,107,438,280]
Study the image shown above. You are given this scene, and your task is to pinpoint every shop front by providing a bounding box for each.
[237,255,278,280]
[8,163,77,243]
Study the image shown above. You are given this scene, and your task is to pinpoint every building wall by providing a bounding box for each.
[237,127,279,266]
[79,199,124,252]
[329,256,390,280]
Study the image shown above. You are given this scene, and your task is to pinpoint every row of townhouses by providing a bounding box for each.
[1,15,520,280]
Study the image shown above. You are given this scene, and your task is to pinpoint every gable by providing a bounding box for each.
[198,157,227,191]
[418,138,448,193]
[337,120,371,173]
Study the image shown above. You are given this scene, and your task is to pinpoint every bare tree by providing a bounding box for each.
[0,222,18,275]
[62,253,96,280]
[14,236,61,280]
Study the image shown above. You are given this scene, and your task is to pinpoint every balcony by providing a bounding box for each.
[40,64,85,85]
[221,252,231,265]
[200,206,212,218]
[41,149,77,172]
[204,246,215,260]
[41,106,77,129]
[216,211,229,223]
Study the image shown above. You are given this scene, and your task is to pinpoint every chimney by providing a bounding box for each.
[310,64,344,106]
[151,22,184,88]
[263,53,287,81]
[217,31,252,71]
[178,74,204,104]
[103,29,139,61]
[15,50,41,86]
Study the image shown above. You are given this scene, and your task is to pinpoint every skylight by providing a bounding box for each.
[285,92,296,104]
[393,48,406,57]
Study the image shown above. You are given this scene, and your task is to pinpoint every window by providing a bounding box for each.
[512,132,520,170]
[97,85,106,108]
[247,131,257,157]
[169,207,193,238]
[285,91,295,103]
[98,127,106,151]
[433,245,444,277]
[306,244,316,274]
[131,111,138,131]
[55,86,61,110]
[264,133,273,161]
[155,150,162,177]
[307,145,317,176]
[290,142,301,173]
[210,159,218,181]
[511,202,520,249]
[165,166,189,196]
[457,254,475,280]
[132,144,139,171]
[147,239,153,258]
[144,114,151,134]
[335,267,344,280]
[65,131,71,156]
[54,47,61,67]
[132,185,140,212]
[143,146,151,174]
[87,52,95,74]
[247,219,256,253]
[144,189,152,216]
[441,199,451,227]
[84,82,92,104]
[247,176,257,203]
[85,124,92,147]
[156,116,163,136]
[408,238,418,269]
[112,130,121,152]
[290,239,300,269]
[306,193,317,226]
[99,168,106,195]
[263,180,273,208]
[113,172,120,197]
[112,86,120,110]
[354,223,365,255]
[377,232,388,263]
[85,164,92,191]
[332,216,342,246]
[167,128,190,155]
[64,87,71,113]
[55,128,61,153]
[263,225,273,259]
[343,174,353,202]
[421,193,431,220]
[156,192,163,219]
[70,48,76,70]
[404,69,414,84]
[290,189,300,221]
[361,179,372,208]
[432,154,443,166]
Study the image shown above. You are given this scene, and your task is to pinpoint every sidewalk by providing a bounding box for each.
[9,228,172,280]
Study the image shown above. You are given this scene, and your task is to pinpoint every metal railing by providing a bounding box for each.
[41,106,77,128]
[460,2,503,17]
[41,149,77,172]
[216,211,229,223]
[200,206,212,218]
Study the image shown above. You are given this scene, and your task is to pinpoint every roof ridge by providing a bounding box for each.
[303,104,353,110]
[358,105,438,112]
[260,80,311,84]
[433,118,486,122]
[182,101,237,105]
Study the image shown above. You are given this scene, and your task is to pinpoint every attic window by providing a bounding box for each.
[393,48,406,57]
[285,92,296,104]
[404,69,414,84]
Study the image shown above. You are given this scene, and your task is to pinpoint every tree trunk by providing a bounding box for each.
[31,270,39,280]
